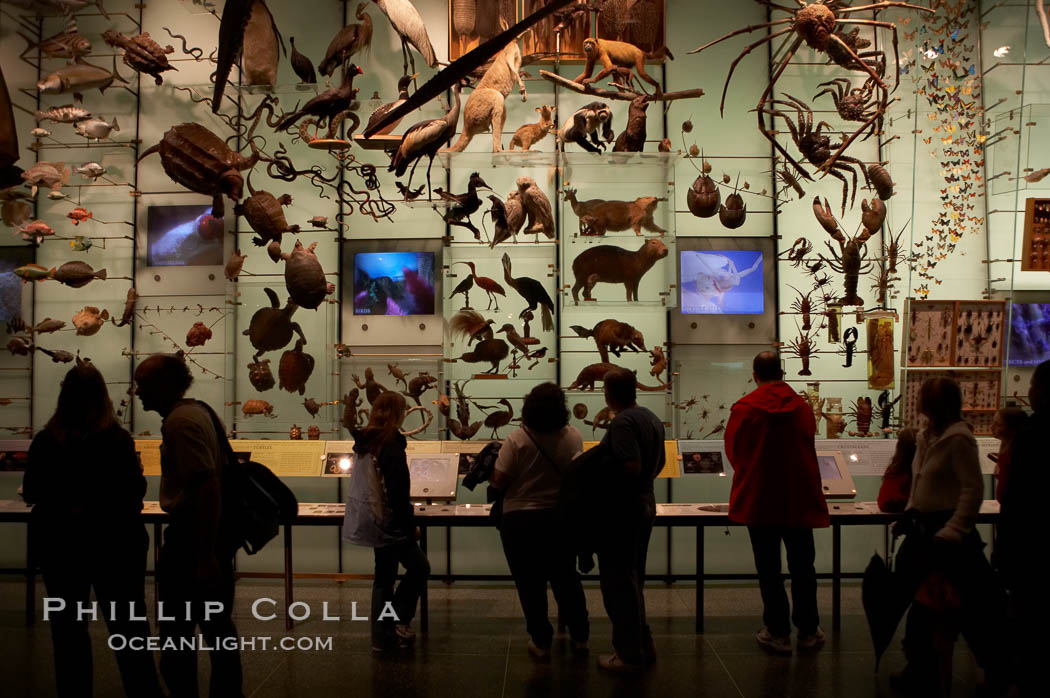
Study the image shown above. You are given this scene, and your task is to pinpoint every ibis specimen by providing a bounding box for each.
[455,260,505,311]
[275,64,363,134]
[288,37,316,84]
[372,0,438,76]
[388,80,462,200]
[501,253,555,332]
[364,73,417,135]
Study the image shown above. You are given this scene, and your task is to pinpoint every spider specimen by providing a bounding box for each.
[688,1,934,183]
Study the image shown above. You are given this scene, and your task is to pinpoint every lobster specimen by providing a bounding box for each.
[847,396,874,437]
[444,380,482,440]
[876,390,901,432]
[788,285,819,332]
[785,324,817,377]
[842,326,858,368]
[814,197,873,306]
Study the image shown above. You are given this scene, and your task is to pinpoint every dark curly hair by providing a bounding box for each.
[521,382,569,434]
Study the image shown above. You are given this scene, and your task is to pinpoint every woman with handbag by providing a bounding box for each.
[22,358,163,697]
[343,391,430,652]
[490,383,590,662]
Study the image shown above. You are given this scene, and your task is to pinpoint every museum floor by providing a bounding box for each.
[0,579,985,697]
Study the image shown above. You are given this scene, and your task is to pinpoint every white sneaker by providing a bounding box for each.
[527,639,551,662]
[755,627,792,655]
[797,627,826,651]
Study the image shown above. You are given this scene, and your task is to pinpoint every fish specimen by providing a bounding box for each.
[448,38,525,152]
[562,189,665,236]
[319,3,373,77]
[30,128,51,139]
[74,162,106,181]
[570,239,669,303]
[52,261,106,288]
[289,37,316,84]
[34,105,91,124]
[102,31,177,85]
[1024,168,1050,184]
[234,173,299,246]
[14,264,52,282]
[37,57,127,100]
[570,319,646,363]
[0,195,31,228]
[509,105,556,151]
[186,322,213,347]
[365,74,416,135]
[112,288,136,327]
[22,161,70,196]
[36,347,74,363]
[19,26,92,59]
[248,359,275,391]
[501,253,554,332]
[6,336,33,356]
[243,287,304,360]
[139,123,258,218]
[224,250,248,281]
[15,220,55,244]
[32,318,65,334]
[458,337,509,374]
[242,0,284,86]
[276,240,335,310]
[73,116,119,142]
[69,235,93,252]
[66,207,93,225]
[307,215,328,228]
[72,306,109,336]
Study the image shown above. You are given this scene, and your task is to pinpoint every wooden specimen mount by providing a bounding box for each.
[538,70,704,103]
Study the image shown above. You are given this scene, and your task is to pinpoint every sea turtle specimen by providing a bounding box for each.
[139,122,258,218]
[278,240,335,310]
[279,339,315,395]
[242,287,305,361]
[234,171,299,248]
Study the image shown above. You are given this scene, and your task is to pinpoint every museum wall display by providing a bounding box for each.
[1,0,1046,576]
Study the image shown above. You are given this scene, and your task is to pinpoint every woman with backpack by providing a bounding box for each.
[23,358,164,697]
[490,383,590,662]
[343,391,430,652]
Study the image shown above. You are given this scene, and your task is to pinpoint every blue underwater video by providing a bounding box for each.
[1009,303,1050,366]
[353,252,436,316]
[680,250,764,315]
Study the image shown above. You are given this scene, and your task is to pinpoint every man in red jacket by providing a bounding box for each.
[725,352,830,655]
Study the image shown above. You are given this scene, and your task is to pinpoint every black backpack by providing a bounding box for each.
[195,401,299,556]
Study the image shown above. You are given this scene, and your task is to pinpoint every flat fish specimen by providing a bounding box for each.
[52,261,107,288]
[34,105,91,124]
[72,306,109,336]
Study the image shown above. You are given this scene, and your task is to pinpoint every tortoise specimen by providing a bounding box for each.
[242,287,304,361]
[235,171,300,248]
[279,338,315,395]
[279,240,335,310]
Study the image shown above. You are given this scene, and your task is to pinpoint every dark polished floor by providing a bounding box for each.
[0,580,984,697]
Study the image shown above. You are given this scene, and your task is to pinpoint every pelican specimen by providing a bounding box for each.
[388,81,462,200]
[276,64,363,133]
[319,3,373,77]
[364,73,417,135]
[372,0,438,76]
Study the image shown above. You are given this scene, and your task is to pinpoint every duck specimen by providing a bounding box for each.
[448,272,474,309]
[481,398,514,439]
[372,0,439,76]
[434,171,490,240]
[288,37,316,84]
[388,81,462,200]
[364,73,417,135]
[454,261,505,311]
[449,309,494,345]
[276,64,363,136]
[458,338,509,374]
[501,253,554,332]
[319,2,373,77]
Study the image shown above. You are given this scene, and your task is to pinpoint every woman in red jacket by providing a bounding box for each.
[725,352,830,656]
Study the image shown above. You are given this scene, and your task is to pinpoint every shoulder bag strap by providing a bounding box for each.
[522,427,564,476]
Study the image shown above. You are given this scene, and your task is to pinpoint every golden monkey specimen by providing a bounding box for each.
[574,37,672,92]
[509,104,556,151]
[448,38,526,152]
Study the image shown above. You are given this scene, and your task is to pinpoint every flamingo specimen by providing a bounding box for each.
[388,81,462,200]
[365,73,417,135]
[372,0,438,76]
[455,260,505,311]
[319,3,373,77]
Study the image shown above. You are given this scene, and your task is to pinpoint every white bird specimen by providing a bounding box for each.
[372,0,438,76]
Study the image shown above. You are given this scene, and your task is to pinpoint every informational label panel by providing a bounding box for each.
[136,440,162,476]
[581,441,681,479]
[234,440,326,477]
[815,439,897,477]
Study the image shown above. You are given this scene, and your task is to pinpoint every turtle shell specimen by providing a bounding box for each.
[280,240,335,310]
[247,359,275,391]
[242,399,274,417]
[138,122,258,218]
[289,424,302,440]
[235,174,299,247]
[242,287,303,360]
[686,172,720,218]
[303,397,321,417]
[278,338,315,395]
[186,321,213,347]
[307,425,320,440]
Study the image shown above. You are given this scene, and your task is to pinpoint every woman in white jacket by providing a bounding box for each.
[892,377,1006,696]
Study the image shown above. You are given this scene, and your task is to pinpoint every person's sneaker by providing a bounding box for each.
[755,627,792,655]
[597,653,643,673]
[394,624,416,644]
[797,627,826,652]
[527,639,551,662]
[570,639,589,657]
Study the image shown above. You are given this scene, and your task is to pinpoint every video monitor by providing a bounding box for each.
[1008,303,1050,366]
[0,247,34,326]
[815,450,857,499]
[146,204,224,267]
[680,249,764,314]
[352,251,436,316]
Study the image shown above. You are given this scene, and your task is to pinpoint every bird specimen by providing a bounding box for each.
[448,272,474,309]
[501,253,554,332]
[276,64,363,137]
[365,73,417,135]
[319,3,373,77]
[372,0,439,76]
[516,176,555,239]
[481,399,514,438]
[487,194,516,248]
[454,261,505,310]
[458,337,509,374]
[449,309,495,345]
[388,81,463,200]
[288,37,316,84]
[434,171,491,240]
[497,323,540,356]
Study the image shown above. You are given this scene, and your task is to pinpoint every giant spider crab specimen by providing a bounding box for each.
[688,1,934,185]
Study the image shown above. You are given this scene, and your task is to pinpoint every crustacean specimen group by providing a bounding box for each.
[813,196,873,306]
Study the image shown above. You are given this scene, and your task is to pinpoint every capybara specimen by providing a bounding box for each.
[570,238,668,303]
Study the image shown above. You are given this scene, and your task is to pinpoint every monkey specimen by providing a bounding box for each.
[557,101,614,153]
[574,37,671,92]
